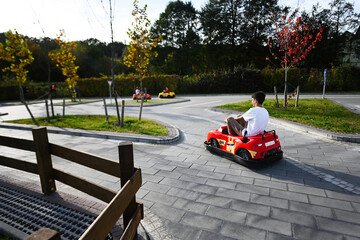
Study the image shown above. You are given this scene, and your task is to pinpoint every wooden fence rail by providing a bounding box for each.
[0,127,143,240]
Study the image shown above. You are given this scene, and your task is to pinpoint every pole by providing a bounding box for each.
[121,100,125,127]
[63,99,65,117]
[103,98,109,123]
[45,100,50,122]
[322,69,327,99]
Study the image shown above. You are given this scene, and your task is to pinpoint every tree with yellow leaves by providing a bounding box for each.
[0,30,34,97]
[48,30,79,101]
[124,0,162,93]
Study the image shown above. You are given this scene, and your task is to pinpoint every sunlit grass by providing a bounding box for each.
[7,115,169,136]
[217,99,360,134]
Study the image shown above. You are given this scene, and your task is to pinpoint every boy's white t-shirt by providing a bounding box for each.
[241,107,269,137]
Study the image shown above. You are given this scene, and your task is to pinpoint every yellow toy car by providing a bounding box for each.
[158,91,176,98]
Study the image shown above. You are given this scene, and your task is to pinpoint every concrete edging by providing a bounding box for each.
[0,120,180,145]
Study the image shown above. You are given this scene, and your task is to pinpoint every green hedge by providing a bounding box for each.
[0,66,358,101]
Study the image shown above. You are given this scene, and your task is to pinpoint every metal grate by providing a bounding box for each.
[0,186,112,240]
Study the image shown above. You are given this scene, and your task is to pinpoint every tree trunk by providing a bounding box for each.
[284,66,288,107]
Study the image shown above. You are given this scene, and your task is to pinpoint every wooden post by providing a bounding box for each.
[45,100,50,122]
[114,93,121,126]
[121,100,125,127]
[63,99,65,117]
[295,85,300,107]
[50,94,55,118]
[22,100,38,126]
[139,96,144,121]
[32,127,56,195]
[118,142,137,240]
[274,86,279,106]
[103,98,109,123]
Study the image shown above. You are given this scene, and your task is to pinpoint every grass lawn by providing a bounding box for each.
[6,115,169,136]
[217,99,360,134]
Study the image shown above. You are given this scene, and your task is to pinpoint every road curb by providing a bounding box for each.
[0,120,181,145]
[211,107,360,143]
[107,98,191,107]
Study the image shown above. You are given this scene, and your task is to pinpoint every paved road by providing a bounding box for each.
[1,94,360,240]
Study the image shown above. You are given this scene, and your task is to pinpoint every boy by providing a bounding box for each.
[225,91,269,137]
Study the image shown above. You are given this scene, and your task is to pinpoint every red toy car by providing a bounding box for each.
[133,93,151,100]
[204,126,283,167]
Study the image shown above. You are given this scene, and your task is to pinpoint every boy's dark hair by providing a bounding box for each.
[252,91,266,104]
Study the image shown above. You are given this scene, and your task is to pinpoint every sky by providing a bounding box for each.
[0,0,359,44]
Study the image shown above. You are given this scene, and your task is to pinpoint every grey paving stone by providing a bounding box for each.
[164,220,201,240]
[179,174,207,184]
[224,175,254,185]
[197,169,225,180]
[206,178,237,189]
[271,207,316,228]
[167,187,200,201]
[254,179,287,190]
[245,214,292,236]
[206,159,232,168]
[198,230,237,240]
[142,182,171,194]
[215,188,251,201]
[353,202,360,212]
[150,203,186,222]
[143,192,177,206]
[293,224,344,240]
[304,179,347,192]
[270,189,309,203]
[152,163,177,171]
[271,175,305,185]
[156,170,182,180]
[214,166,242,176]
[173,198,209,215]
[206,205,247,224]
[250,194,289,209]
[289,201,334,218]
[308,195,354,211]
[231,199,270,217]
[197,194,232,208]
[241,170,271,180]
[317,216,360,237]
[287,183,326,197]
[334,209,360,223]
[325,190,360,203]
[220,221,267,240]
[173,166,199,176]
[190,163,216,172]
[235,183,270,195]
[267,232,295,240]
[160,177,195,189]
[180,212,222,232]
[189,183,218,195]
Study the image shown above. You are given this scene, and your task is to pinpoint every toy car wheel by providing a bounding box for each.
[209,138,219,148]
[236,149,251,160]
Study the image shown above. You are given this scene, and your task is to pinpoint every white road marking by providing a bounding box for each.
[174,100,223,109]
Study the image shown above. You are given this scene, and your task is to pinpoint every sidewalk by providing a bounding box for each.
[1,109,359,239]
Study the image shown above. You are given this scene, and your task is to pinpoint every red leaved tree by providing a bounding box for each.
[267,15,324,106]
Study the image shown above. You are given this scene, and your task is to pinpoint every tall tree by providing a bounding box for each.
[151,0,199,48]
[124,0,161,120]
[0,30,34,93]
[267,15,324,106]
[48,30,79,101]
[329,0,360,38]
